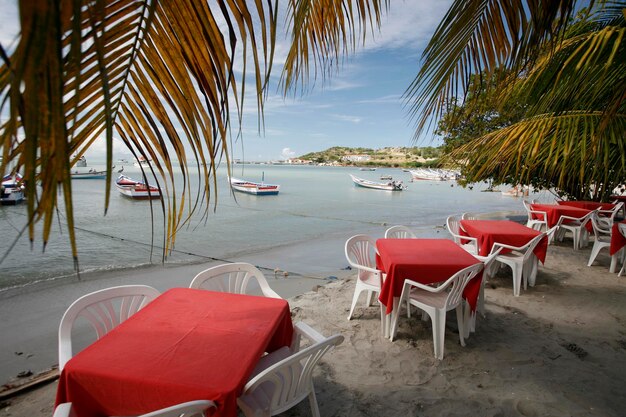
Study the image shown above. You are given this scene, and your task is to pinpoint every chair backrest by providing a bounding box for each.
[439,263,484,310]
[600,201,623,221]
[141,400,216,417]
[384,225,416,239]
[590,211,612,238]
[53,401,215,417]
[619,223,626,238]
[446,215,462,243]
[240,332,344,416]
[461,212,479,220]
[189,262,280,299]
[523,233,546,262]
[345,234,378,272]
[58,285,160,370]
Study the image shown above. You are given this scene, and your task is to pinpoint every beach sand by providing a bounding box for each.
[2,239,626,416]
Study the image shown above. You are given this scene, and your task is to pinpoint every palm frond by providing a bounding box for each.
[404,0,577,137]
[0,0,279,260]
[280,0,388,92]
[447,112,626,199]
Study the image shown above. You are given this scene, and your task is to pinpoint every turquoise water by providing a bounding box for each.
[0,164,536,290]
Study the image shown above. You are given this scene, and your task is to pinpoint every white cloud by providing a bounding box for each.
[281,147,296,159]
[333,114,362,124]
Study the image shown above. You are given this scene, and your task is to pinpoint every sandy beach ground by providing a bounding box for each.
[2,232,626,416]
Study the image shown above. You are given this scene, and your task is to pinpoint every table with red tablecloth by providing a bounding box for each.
[55,288,294,417]
[530,203,593,231]
[376,239,482,315]
[557,200,615,211]
[459,220,547,263]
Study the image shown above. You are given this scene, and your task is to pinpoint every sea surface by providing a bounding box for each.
[0,164,544,291]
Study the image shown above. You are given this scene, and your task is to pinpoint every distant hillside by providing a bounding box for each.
[298,146,442,167]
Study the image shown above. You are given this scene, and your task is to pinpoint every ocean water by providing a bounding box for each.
[0,164,539,290]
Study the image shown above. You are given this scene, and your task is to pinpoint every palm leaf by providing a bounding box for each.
[447,112,626,200]
[404,0,577,137]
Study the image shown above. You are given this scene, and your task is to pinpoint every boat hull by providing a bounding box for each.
[350,174,404,191]
[71,170,107,180]
[1,175,25,205]
[115,175,161,199]
[230,177,280,195]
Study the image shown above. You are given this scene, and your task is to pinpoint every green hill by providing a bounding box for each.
[298,146,442,167]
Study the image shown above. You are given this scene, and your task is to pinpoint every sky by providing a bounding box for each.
[0,0,452,162]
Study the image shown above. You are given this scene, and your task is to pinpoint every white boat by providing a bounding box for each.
[409,168,460,181]
[350,174,405,191]
[133,155,152,167]
[359,167,376,171]
[71,156,107,179]
[501,185,529,197]
[229,177,280,195]
[380,175,393,180]
[115,175,161,199]
[1,173,25,204]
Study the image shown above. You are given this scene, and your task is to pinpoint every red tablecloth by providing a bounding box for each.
[610,221,626,256]
[460,220,547,263]
[530,203,593,229]
[376,239,482,314]
[56,288,294,417]
[557,201,615,211]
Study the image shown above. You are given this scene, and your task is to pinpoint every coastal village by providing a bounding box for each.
[237,146,443,167]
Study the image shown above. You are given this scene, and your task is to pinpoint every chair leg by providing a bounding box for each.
[588,242,603,266]
[512,263,522,297]
[366,290,374,306]
[456,305,465,347]
[347,287,363,320]
[308,387,320,417]
[431,309,446,360]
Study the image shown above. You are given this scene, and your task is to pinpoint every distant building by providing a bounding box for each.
[341,155,371,162]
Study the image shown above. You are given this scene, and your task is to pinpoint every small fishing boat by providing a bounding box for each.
[229,177,280,195]
[71,156,107,179]
[133,155,152,167]
[380,175,393,180]
[1,173,25,204]
[359,167,376,171]
[350,174,405,191]
[115,175,161,199]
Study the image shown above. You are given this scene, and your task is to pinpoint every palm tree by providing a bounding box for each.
[0,0,388,261]
[406,0,625,200]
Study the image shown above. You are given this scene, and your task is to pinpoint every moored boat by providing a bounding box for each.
[409,168,459,181]
[350,174,405,191]
[133,155,152,167]
[115,175,161,199]
[71,156,107,179]
[1,173,25,205]
[229,177,280,195]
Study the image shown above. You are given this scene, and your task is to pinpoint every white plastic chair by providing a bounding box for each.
[599,201,623,223]
[461,212,479,220]
[493,231,549,297]
[189,262,281,299]
[446,215,478,254]
[58,285,160,370]
[389,263,484,360]
[587,212,613,267]
[555,209,596,249]
[384,225,417,239]
[53,400,215,417]
[522,200,549,232]
[237,321,344,417]
[345,235,384,323]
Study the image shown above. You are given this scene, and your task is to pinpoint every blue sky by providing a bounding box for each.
[0,1,452,162]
